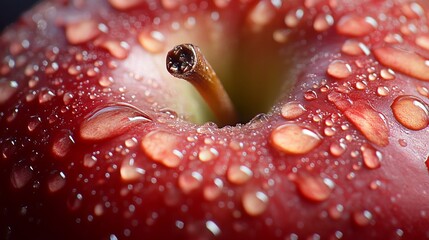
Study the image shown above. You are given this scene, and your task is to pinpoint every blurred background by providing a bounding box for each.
[0,0,39,31]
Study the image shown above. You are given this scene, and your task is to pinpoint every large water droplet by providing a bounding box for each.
[336,15,377,37]
[141,130,182,168]
[66,19,101,45]
[344,101,389,147]
[281,101,306,120]
[10,165,33,189]
[80,103,151,141]
[373,46,429,81]
[242,190,269,216]
[0,79,18,105]
[361,144,382,169]
[391,95,429,130]
[292,173,334,202]
[327,60,352,79]
[270,124,322,155]
[341,40,370,56]
[227,165,253,185]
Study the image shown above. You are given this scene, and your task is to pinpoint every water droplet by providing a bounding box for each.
[292,173,334,202]
[108,0,144,10]
[204,178,223,201]
[98,76,114,87]
[327,92,352,111]
[213,0,230,8]
[391,95,429,130]
[384,33,403,43]
[373,46,429,81]
[341,40,370,56]
[67,193,83,211]
[336,15,377,37]
[401,2,424,18]
[52,131,75,158]
[242,190,269,216]
[344,101,389,147]
[66,19,101,45]
[83,154,98,168]
[361,144,382,169]
[138,31,166,54]
[313,14,334,32]
[98,40,130,59]
[38,88,55,104]
[330,142,346,157]
[353,210,373,226]
[0,79,18,105]
[178,171,203,194]
[198,147,218,162]
[27,116,42,132]
[48,171,66,193]
[10,165,33,189]
[272,29,291,43]
[285,8,304,28]
[248,1,276,30]
[327,60,352,79]
[80,103,151,141]
[270,124,322,154]
[227,165,253,185]
[281,101,306,120]
[141,130,182,168]
[120,158,145,182]
[376,86,389,96]
[205,220,221,236]
[380,68,396,80]
[304,90,317,100]
[328,204,344,220]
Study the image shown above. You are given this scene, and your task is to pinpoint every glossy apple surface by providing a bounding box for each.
[1,0,429,239]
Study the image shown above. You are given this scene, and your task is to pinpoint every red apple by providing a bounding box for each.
[1,0,429,239]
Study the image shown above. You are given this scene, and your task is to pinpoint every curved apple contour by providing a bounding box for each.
[1,0,429,239]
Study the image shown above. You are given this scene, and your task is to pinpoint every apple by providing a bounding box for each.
[1,0,429,239]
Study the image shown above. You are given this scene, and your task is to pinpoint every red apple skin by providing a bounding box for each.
[1,0,429,239]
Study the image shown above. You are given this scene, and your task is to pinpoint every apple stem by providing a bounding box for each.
[166,43,238,126]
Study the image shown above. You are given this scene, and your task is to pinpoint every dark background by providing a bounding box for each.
[0,0,40,31]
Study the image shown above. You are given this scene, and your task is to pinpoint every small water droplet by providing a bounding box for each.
[373,46,429,81]
[66,19,101,45]
[247,1,276,30]
[341,40,370,56]
[48,171,66,193]
[336,15,377,37]
[205,220,221,237]
[38,88,56,104]
[204,178,223,201]
[98,76,114,87]
[344,101,389,147]
[80,103,151,141]
[98,40,130,59]
[242,190,269,216]
[108,0,144,10]
[380,68,396,80]
[292,173,334,202]
[327,60,352,79]
[138,31,166,54]
[398,139,407,147]
[284,8,304,28]
[361,144,382,169]
[67,193,83,211]
[353,210,373,226]
[178,171,203,194]
[417,86,429,97]
[270,124,322,155]
[313,14,334,32]
[120,158,145,182]
[391,95,429,130]
[27,116,42,132]
[141,130,182,168]
[83,154,98,168]
[281,101,306,120]
[376,86,389,96]
[330,142,346,157]
[227,165,253,185]
[401,2,424,19]
[304,90,318,100]
[0,79,18,105]
[198,147,218,162]
[10,165,33,189]
[416,34,429,51]
[328,204,344,220]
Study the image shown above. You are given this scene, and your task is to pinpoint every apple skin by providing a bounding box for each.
[1,0,429,239]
